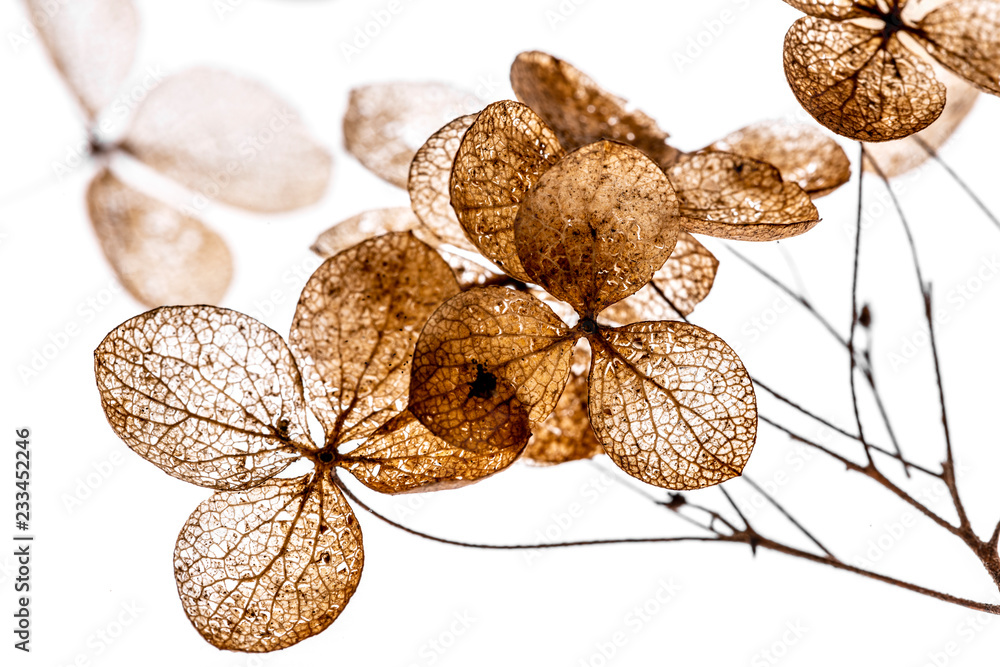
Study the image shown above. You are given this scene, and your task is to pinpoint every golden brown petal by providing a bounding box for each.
[598,232,719,326]
[912,0,1000,95]
[26,0,138,119]
[174,475,363,652]
[290,233,459,446]
[341,410,523,494]
[510,51,680,167]
[344,82,482,188]
[783,17,945,141]
[87,169,231,307]
[309,207,499,289]
[782,0,882,20]
[524,345,604,465]
[408,113,480,250]
[515,141,680,315]
[707,121,851,197]
[450,100,565,282]
[123,68,331,212]
[667,152,820,240]
[409,288,576,453]
[589,322,756,490]
[94,305,308,489]
[863,68,978,177]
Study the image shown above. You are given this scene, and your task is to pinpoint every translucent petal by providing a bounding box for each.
[589,322,757,490]
[341,410,523,494]
[509,50,680,167]
[290,233,459,446]
[310,208,500,290]
[515,141,680,315]
[914,0,1000,95]
[408,113,480,250]
[344,82,482,188]
[174,475,363,651]
[26,0,138,119]
[524,346,604,466]
[599,233,719,326]
[409,288,576,453]
[782,0,882,20]
[783,17,945,141]
[94,305,309,489]
[863,68,979,177]
[706,121,851,197]
[87,169,232,307]
[667,152,820,240]
[123,68,332,212]
[450,101,565,282]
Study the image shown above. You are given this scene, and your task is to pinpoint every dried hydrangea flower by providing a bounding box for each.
[26,0,331,306]
[781,0,1000,141]
[95,233,521,651]
[407,104,768,489]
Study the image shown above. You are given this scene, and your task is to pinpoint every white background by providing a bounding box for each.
[2,0,1000,665]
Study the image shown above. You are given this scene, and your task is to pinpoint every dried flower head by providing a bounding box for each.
[27,0,331,306]
[781,0,1000,141]
[94,233,521,651]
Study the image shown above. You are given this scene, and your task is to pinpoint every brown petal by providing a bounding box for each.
[523,345,604,466]
[589,322,757,490]
[913,0,1000,95]
[344,82,482,188]
[599,232,719,326]
[94,305,309,489]
[408,113,480,250]
[310,207,500,292]
[290,233,459,446]
[175,475,363,651]
[863,67,979,177]
[783,17,945,141]
[707,121,851,197]
[668,152,820,240]
[450,100,565,282]
[510,51,680,167]
[87,170,231,307]
[341,410,523,494]
[409,287,576,453]
[26,0,138,119]
[782,0,883,20]
[123,68,332,212]
[515,141,680,315]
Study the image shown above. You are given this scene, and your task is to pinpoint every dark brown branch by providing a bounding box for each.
[849,143,875,468]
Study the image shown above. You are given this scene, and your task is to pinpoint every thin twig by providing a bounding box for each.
[849,143,875,468]
[914,136,1000,232]
[742,476,837,560]
[865,153,970,532]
